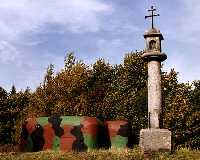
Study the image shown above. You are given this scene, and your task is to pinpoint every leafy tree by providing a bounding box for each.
[187,81,200,149]
[101,52,148,143]
[10,85,16,95]
[0,85,31,145]
[191,81,200,112]
[28,53,90,117]
[87,59,115,117]
[0,87,8,145]
[7,90,31,144]
[64,52,76,70]
[162,70,200,149]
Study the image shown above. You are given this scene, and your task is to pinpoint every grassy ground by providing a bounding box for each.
[0,148,199,160]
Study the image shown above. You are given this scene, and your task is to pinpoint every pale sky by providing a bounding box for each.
[0,0,199,91]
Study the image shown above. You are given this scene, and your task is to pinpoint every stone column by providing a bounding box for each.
[140,51,171,153]
[142,52,166,129]
[148,60,161,129]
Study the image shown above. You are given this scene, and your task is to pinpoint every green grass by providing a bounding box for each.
[0,148,199,160]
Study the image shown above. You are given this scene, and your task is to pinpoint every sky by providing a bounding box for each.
[0,0,200,91]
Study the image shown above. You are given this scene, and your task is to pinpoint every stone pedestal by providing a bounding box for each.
[139,129,171,152]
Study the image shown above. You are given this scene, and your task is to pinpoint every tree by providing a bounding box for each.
[64,52,75,70]
[103,52,148,142]
[162,69,200,149]
[86,59,115,117]
[187,81,200,149]
[191,80,200,112]
[0,87,8,145]
[10,85,16,95]
[28,53,90,117]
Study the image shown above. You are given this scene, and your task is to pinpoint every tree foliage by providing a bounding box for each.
[162,70,200,149]
[0,87,31,145]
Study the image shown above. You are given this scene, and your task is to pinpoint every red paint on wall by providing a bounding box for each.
[42,123,55,150]
[105,121,128,137]
[26,118,37,134]
[60,125,76,152]
[82,117,99,138]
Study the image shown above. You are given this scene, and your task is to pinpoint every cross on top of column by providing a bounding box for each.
[145,6,160,29]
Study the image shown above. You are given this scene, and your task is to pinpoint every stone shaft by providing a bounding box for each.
[148,60,161,129]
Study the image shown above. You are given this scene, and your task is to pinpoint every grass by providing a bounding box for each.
[0,147,199,160]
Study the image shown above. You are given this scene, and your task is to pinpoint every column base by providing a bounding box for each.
[139,129,171,152]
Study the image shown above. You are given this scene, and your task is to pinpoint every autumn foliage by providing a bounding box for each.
[0,52,199,149]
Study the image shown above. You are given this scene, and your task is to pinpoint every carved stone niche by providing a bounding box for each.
[149,40,156,50]
[144,28,163,53]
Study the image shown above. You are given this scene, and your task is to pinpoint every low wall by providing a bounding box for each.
[19,116,132,152]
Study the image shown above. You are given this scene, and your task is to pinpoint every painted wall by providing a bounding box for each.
[19,116,131,152]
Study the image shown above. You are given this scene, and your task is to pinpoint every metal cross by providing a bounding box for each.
[145,6,160,29]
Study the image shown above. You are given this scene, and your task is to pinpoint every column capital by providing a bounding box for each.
[142,51,167,62]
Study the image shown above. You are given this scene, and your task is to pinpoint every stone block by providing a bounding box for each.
[139,129,171,152]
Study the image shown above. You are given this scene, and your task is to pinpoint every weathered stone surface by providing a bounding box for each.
[139,129,171,152]
[142,51,167,62]
[148,60,161,129]
[142,27,167,129]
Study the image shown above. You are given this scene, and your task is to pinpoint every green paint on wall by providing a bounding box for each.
[37,117,49,126]
[26,135,33,152]
[110,135,128,148]
[83,134,97,149]
[52,136,60,151]
[61,116,83,126]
